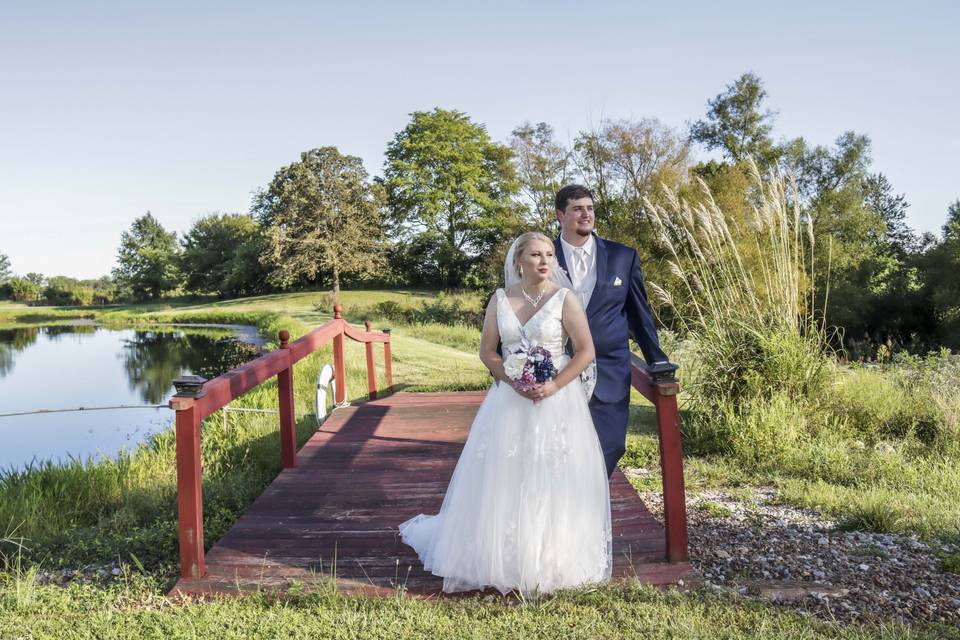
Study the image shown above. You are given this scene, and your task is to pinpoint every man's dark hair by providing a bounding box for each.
[555,184,594,212]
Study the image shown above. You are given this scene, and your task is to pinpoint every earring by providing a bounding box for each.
[519,265,523,276]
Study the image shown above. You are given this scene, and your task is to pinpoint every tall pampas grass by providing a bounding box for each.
[644,159,836,456]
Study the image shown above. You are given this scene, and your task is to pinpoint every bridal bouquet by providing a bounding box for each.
[503,338,557,397]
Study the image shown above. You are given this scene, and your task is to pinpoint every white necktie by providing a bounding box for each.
[573,247,588,284]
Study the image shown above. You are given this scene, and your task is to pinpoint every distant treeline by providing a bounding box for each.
[2,73,958,357]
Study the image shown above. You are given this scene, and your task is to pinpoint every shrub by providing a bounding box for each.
[359,293,484,329]
[645,161,832,456]
[829,350,960,451]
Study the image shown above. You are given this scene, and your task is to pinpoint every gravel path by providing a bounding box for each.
[631,477,960,625]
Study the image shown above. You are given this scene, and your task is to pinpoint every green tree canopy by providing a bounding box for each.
[862,172,914,255]
[44,276,95,306]
[8,276,42,302]
[255,147,385,295]
[943,199,960,241]
[180,213,269,297]
[0,253,10,285]
[918,200,960,348]
[573,117,690,238]
[509,122,571,232]
[112,212,181,301]
[382,108,521,288]
[690,72,780,168]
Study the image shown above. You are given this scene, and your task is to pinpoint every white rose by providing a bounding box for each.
[503,353,526,379]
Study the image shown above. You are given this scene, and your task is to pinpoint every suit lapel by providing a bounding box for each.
[586,233,608,316]
[553,237,570,282]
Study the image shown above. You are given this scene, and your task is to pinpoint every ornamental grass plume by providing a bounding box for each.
[643,159,837,456]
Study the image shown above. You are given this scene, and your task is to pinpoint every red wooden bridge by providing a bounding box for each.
[169,306,691,597]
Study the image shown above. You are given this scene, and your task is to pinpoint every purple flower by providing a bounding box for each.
[508,344,557,393]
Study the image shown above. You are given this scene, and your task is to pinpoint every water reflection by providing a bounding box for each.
[0,324,263,471]
[0,327,41,377]
[0,326,261,398]
[119,331,261,403]
[44,324,97,338]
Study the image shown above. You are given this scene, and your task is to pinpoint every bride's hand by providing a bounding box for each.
[512,382,542,400]
[536,380,559,400]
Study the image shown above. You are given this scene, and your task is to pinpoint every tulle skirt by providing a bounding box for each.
[398,369,613,595]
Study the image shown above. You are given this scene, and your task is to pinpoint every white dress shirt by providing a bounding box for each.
[560,234,597,310]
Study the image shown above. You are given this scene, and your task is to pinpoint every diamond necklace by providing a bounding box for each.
[521,286,546,307]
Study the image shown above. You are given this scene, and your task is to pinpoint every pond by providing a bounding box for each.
[0,324,264,473]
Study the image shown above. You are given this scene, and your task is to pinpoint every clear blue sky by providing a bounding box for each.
[1,1,957,279]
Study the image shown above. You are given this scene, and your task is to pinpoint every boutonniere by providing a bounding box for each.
[613,276,623,286]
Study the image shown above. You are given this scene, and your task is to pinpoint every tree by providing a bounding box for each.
[0,253,10,285]
[780,131,912,349]
[8,276,41,302]
[24,273,45,288]
[862,173,915,255]
[943,199,960,240]
[255,147,385,295]
[509,122,571,232]
[112,212,181,301]
[690,72,780,168]
[573,118,690,237]
[86,276,117,305]
[44,276,95,306]
[382,108,521,288]
[917,200,960,349]
[568,117,690,302]
[180,213,270,297]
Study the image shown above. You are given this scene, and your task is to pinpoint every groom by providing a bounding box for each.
[553,185,673,479]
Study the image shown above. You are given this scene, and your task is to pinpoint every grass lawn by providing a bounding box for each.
[2,574,955,639]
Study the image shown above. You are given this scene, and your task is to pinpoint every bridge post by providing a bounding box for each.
[383,328,393,388]
[364,321,377,399]
[278,330,297,469]
[652,373,688,563]
[333,305,347,404]
[171,376,207,580]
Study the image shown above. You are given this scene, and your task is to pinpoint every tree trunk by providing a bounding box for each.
[332,261,340,298]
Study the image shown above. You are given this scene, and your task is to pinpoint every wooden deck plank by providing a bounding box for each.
[171,391,692,598]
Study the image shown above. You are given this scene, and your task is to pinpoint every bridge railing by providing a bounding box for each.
[169,304,391,580]
[629,355,688,563]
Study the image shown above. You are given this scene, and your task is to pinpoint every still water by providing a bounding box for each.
[0,324,263,472]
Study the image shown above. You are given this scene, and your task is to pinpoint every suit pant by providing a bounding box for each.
[588,396,630,478]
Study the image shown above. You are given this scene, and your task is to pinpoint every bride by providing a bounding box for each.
[398,231,612,596]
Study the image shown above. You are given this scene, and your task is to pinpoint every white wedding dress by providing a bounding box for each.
[398,287,613,596]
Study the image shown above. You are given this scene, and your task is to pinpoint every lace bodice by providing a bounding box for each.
[496,287,569,361]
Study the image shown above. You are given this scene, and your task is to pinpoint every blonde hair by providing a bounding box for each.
[511,231,554,275]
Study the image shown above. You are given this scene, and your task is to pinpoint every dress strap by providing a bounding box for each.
[550,287,569,312]
[551,288,570,328]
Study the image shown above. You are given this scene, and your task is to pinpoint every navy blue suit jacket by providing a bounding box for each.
[555,234,667,403]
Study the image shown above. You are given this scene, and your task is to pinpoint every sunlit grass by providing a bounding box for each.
[2,573,954,640]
